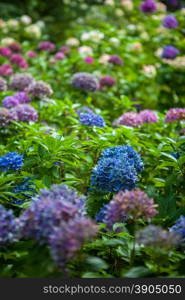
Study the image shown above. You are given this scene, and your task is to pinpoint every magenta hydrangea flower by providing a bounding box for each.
[38,41,55,52]
[0,77,7,91]
[117,112,143,127]
[108,55,123,65]
[84,56,94,64]
[140,0,157,13]
[99,76,116,87]
[165,108,185,122]
[55,52,65,60]
[0,47,12,57]
[10,104,38,122]
[0,64,13,77]
[9,73,34,91]
[27,50,37,58]
[26,80,53,99]
[163,15,178,29]
[10,54,28,69]
[139,110,158,123]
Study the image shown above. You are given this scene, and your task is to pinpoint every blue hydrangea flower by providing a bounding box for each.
[0,152,24,172]
[0,204,21,246]
[79,112,105,128]
[11,177,37,205]
[170,216,185,244]
[91,146,143,193]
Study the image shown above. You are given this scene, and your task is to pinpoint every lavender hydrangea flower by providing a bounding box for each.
[0,77,7,91]
[71,72,99,92]
[3,92,31,108]
[139,110,158,123]
[170,216,185,244]
[9,73,34,91]
[0,152,24,172]
[117,112,143,127]
[20,184,86,243]
[91,145,144,193]
[0,108,14,127]
[26,80,53,99]
[165,108,185,122]
[161,46,179,59]
[49,217,97,267]
[140,0,157,13]
[108,55,123,66]
[136,225,180,249]
[10,104,38,122]
[0,204,21,246]
[163,15,178,29]
[79,112,105,128]
[99,76,116,87]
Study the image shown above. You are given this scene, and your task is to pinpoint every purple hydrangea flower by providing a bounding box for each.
[165,108,185,122]
[49,217,97,267]
[99,76,116,87]
[71,72,98,92]
[26,80,53,99]
[163,15,178,29]
[38,41,55,52]
[108,55,123,66]
[3,92,31,108]
[10,104,38,122]
[91,145,144,193]
[161,46,179,59]
[170,216,185,244]
[117,112,143,127]
[136,225,180,249]
[139,110,158,123]
[0,152,24,171]
[140,0,157,13]
[20,184,86,244]
[79,112,105,128]
[0,108,13,127]
[9,73,34,91]
[0,77,7,91]
[0,204,21,246]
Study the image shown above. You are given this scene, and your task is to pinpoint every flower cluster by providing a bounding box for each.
[26,80,53,99]
[9,73,34,91]
[3,92,31,108]
[10,54,28,69]
[38,41,55,52]
[165,108,185,122]
[170,216,185,244]
[10,104,38,122]
[0,152,24,172]
[108,55,123,65]
[71,72,99,92]
[0,204,21,246]
[162,15,178,29]
[79,112,105,128]
[0,64,13,76]
[117,110,158,127]
[0,77,7,91]
[0,108,13,127]
[161,46,179,59]
[136,225,180,249]
[91,145,144,193]
[99,76,116,88]
[140,0,157,13]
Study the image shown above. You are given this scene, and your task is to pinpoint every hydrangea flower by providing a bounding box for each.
[84,56,94,64]
[0,108,13,127]
[163,15,178,29]
[0,77,7,91]
[140,0,157,13]
[79,112,105,128]
[10,54,28,69]
[9,73,34,91]
[71,72,98,92]
[49,217,97,267]
[26,80,53,99]
[0,47,12,57]
[99,76,116,87]
[161,46,179,59]
[136,225,180,249]
[55,52,65,60]
[10,104,38,122]
[91,145,144,193]
[117,112,143,127]
[108,55,123,65]
[0,64,13,77]
[3,92,31,108]
[38,41,55,51]
[165,108,185,122]
[170,216,185,244]
[0,204,21,246]
[139,110,158,123]
[0,152,24,172]
[20,184,86,243]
